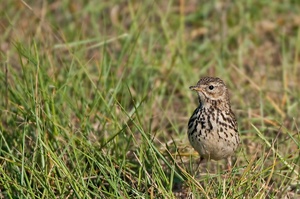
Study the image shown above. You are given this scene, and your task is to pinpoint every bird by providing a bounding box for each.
[187,77,240,169]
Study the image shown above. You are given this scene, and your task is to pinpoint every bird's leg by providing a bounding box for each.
[226,156,232,171]
[194,157,205,177]
[199,156,205,165]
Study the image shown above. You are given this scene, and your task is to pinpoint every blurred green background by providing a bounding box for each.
[0,1,299,198]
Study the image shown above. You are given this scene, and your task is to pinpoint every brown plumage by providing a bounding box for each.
[188,77,240,168]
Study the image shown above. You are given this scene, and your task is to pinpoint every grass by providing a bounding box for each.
[0,0,300,198]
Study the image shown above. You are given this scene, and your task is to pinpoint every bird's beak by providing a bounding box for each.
[189,85,202,91]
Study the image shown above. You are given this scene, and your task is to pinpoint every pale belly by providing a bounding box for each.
[189,130,237,160]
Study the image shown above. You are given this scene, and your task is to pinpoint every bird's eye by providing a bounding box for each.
[208,85,214,90]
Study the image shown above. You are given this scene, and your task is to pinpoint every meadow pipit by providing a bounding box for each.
[188,77,240,169]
